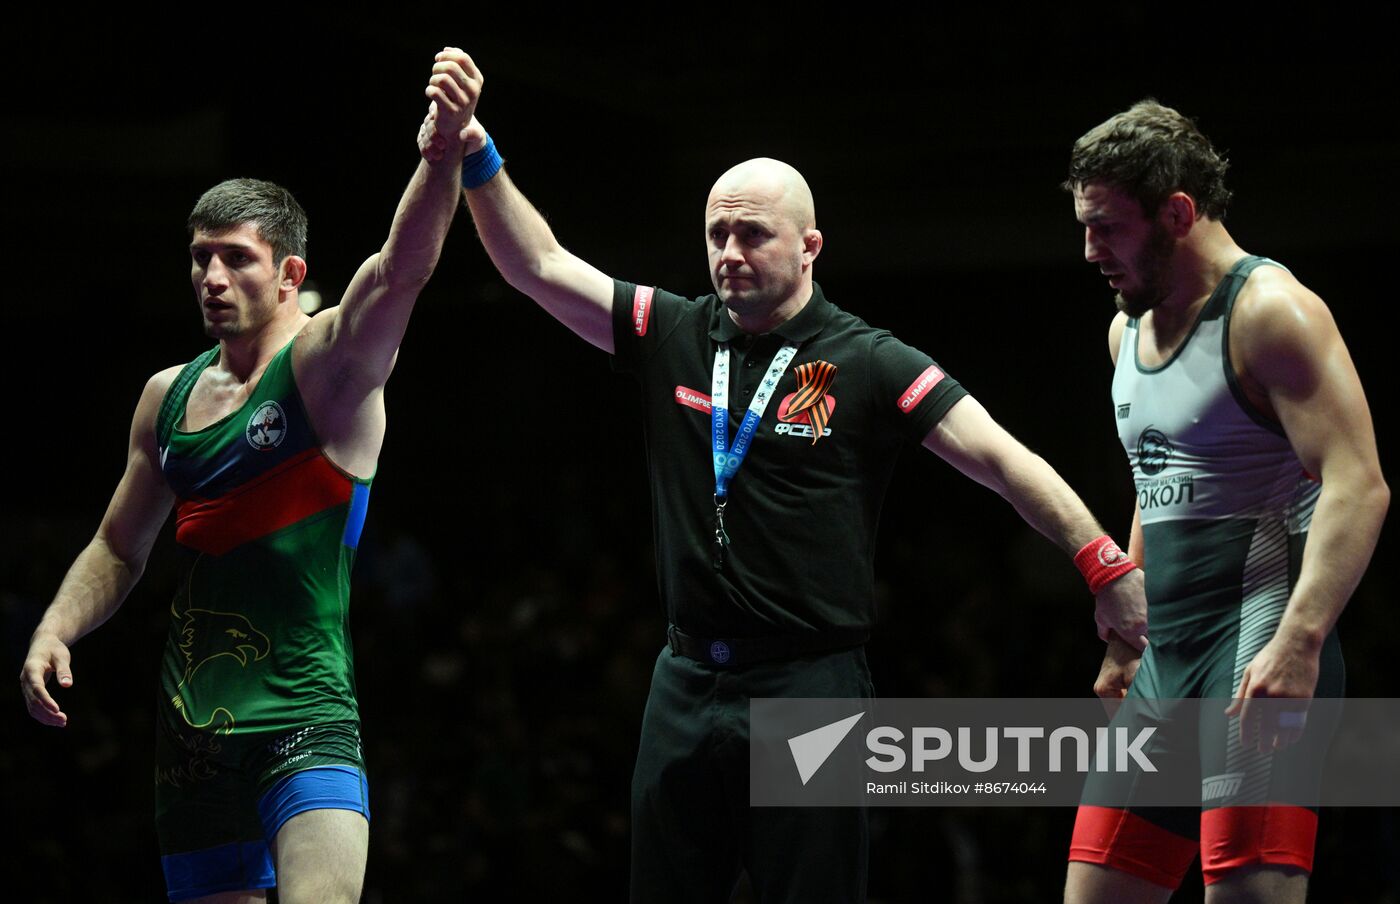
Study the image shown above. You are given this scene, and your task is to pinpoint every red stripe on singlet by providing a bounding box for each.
[175,448,352,555]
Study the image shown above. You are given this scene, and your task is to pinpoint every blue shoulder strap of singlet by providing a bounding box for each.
[156,347,220,450]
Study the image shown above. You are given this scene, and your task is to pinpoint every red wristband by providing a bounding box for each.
[1074,536,1137,594]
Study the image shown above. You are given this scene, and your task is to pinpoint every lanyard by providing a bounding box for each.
[710,340,798,568]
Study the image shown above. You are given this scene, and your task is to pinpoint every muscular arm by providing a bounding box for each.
[320,157,462,382]
[922,395,1148,648]
[923,396,1107,552]
[292,49,481,476]
[1227,275,1388,746]
[20,370,177,727]
[299,48,477,403]
[459,167,616,352]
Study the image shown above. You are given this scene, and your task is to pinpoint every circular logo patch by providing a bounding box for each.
[709,641,732,665]
[1136,427,1173,476]
[246,401,287,451]
[1097,542,1128,567]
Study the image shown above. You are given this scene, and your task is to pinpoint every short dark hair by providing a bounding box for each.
[1065,100,1232,220]
[188,178,308,263]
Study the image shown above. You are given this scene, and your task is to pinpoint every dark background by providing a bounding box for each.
[3,10,1396,903]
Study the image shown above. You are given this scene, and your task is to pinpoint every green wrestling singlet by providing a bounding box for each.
[155,339,372,740]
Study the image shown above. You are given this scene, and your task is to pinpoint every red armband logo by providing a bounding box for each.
[674,385,713,414]
[632,286,654,336]
[1075,536,1138,594]
[897,365,945,414]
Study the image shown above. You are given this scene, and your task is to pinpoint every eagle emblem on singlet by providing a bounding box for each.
[1137,427,1174,476]
[170,608,271,734]
[246,400,287,450]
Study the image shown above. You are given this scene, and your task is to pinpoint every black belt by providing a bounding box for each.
[666,624,869,668]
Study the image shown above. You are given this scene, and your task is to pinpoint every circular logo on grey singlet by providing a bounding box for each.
[1137,427,1173,476]
[246,401,287,451]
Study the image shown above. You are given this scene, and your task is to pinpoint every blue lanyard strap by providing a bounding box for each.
[711,341,799,499]
[711,341,800,498]
[709,339,797,571]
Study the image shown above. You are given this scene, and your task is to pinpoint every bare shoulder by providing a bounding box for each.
[288,309,345,391]
[290,306,387,375]
[1233,265,1339,375]
[1228,260,1381,487]
[126,364,187,451]
[1234,263,1335,332]
[147,364,185,392]
[1107,310,1130,366]
[298,307,336,344]
[137,365,186,418]
[293,307,339,355]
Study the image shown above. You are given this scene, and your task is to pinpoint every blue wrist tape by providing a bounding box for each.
[462,135,503,189]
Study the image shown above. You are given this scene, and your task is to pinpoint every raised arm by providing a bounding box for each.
[922,395,1148,649]
[418,53,615,352]
[461,163,616,351]
[1226,274,1388,748]
[20,369,177,727]
[299,48,478,398]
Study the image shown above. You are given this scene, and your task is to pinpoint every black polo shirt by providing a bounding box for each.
[612,280,967,638]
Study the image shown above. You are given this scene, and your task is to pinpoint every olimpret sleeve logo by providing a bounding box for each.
[632,285,655,336]
[778,360,838,445]
[674,385,713,413]
[897,365,945,414]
